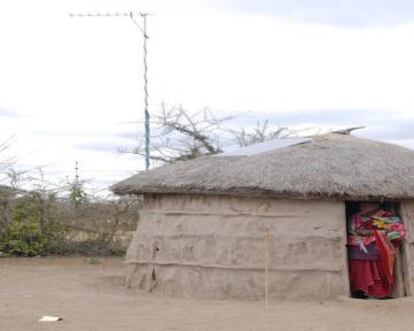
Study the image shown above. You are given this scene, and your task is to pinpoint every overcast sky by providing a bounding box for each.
[1,0,414,189]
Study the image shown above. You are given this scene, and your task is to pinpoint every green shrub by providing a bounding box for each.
[0,187,138,257]
[0,192,64,256]
[0,220,58,256]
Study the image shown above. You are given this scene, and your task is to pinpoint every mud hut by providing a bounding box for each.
[111,133,414,300]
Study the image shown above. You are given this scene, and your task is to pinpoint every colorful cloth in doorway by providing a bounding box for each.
[347,209,406,298]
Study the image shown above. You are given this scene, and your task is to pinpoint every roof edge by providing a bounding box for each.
[111,185,413,201]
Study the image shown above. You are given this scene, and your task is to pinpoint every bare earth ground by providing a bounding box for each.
[1,258,414,331]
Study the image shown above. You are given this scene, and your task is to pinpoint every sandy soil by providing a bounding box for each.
[1,257,414,331]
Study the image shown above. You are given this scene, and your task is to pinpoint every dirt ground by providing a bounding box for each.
[1,257,414,331]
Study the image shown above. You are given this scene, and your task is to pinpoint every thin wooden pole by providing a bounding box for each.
[263,226,270,309]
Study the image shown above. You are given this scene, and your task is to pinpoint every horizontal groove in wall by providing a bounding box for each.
[134,234,343,241]
[140,210,336,219]
[126,260,342,273]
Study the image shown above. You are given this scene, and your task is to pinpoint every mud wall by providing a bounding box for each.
[124,194,349,300]
[400,201,414,296]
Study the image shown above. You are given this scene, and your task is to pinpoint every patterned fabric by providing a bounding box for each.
[347,208,406,298]
[348,209,406,247]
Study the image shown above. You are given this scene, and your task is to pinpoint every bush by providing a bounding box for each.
[0,186,139,257]
[0,191,64,257]
[0,220,59,256]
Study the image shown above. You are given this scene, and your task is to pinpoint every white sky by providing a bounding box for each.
[1,0,414,189]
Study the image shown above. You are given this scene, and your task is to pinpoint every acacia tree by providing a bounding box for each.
[125,104,301,165]
[0,136,16,177]
[0,137,20,236]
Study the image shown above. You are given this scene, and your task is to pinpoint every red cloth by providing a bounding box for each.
[348,260,392,297]
[373,230,396,287]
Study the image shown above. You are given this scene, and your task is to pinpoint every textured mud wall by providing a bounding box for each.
[124,194,349,300]
[400,201,414,295]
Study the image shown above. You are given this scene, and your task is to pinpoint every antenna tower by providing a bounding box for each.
[69,11,152,170]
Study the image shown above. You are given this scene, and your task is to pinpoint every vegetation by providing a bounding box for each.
[0,168,141,257]
[0,189,61,256]
[123,104,304,164]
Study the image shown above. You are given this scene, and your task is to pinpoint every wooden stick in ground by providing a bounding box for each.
[263,226,270,309]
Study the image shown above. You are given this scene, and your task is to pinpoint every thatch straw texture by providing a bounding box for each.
[112,134,414,200]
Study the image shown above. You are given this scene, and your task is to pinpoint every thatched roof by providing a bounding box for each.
[111,133,414,200]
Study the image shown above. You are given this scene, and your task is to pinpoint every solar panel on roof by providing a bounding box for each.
[216,138,312,157]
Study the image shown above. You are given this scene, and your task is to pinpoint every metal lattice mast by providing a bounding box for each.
[141,13,150,170]
[74,161,79,188]
[69,11,152,170]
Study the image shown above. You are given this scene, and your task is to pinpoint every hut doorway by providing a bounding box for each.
[345,201,409,299]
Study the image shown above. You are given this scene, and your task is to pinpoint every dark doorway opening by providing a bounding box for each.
[345,201,408,299]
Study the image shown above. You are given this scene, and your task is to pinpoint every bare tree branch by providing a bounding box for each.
[120,104,313,165]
